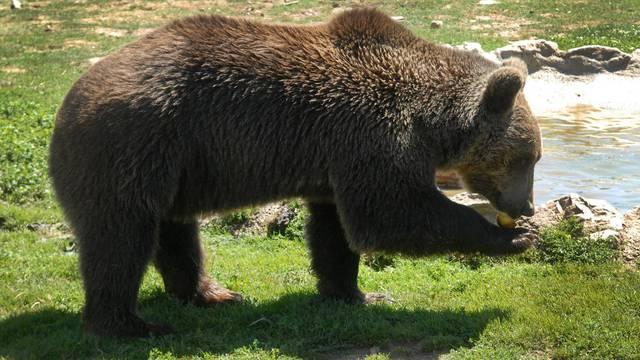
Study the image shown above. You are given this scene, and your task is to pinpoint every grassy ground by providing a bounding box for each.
[1,0,640,359]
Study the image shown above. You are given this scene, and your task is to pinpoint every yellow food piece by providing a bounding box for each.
[496,212,516,229]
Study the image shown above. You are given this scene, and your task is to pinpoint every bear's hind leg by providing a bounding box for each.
[307,202,368,303]
[79,216,173,337]
[154,220,242,305]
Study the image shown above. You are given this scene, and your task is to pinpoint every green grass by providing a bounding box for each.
[1,1,640,359]
[0,218,639,359]
[536,218,619,265]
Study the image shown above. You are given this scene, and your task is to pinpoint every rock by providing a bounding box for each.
[566,45,627,62]
[620,207,640,266]
[331,7,350,15]
[494,39,561,73]
[516,194,623,244]
[478,0,499,4]
[390,16,405,22]
[624,49,640,74]
[494,40,638,75]
[430,20,443,29]
[87,57,103,66]
[95,27,127,38]
[562,45,631,73]
[202,202,298,237]
[132,28,154,37]
[267,205,298,235]
[456,42,483,52]
[455,42,500,63]
[26,222,71,240]
[11,0,21,9]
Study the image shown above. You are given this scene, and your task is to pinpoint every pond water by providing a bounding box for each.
[535,104,640,212]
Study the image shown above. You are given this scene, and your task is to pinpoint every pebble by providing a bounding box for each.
[430,20,443,29]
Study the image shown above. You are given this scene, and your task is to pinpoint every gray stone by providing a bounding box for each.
[267,205,298,235]
[430,20,443,29]
[493,40,638,75]
[201,202,298,237]
[494,39,561,73]
[88,57,103,66]
[455,42,499,63]
[518,194,623,235]
[566,45,627,62]
[331,7,350,15]
[563,46,632,73]
[456,41,483,52]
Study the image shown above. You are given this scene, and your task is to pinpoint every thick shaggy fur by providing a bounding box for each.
[49,8,541,337]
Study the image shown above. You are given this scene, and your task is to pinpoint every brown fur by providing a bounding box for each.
[49,8,541,337]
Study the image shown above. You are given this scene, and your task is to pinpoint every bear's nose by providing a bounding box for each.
[521,201,535,217]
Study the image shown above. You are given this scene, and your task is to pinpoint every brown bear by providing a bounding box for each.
[49,8,541,338]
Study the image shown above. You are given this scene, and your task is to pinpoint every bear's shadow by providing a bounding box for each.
[0,291,509,358]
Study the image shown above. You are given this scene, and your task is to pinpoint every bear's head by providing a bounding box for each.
[457,58,542,219]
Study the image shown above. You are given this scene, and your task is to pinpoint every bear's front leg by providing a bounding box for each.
[331,166,533,256]
[306,202,390,303]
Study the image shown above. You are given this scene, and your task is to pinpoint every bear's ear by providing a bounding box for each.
[482,60,527,114]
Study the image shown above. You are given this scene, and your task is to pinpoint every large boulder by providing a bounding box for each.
[201,202,299,237]
[454,42,500,63]
[493,40,639,75]
[494,39,561,73]
[620,207,640,267]
[516,194,623,239]
[560,46,631,74]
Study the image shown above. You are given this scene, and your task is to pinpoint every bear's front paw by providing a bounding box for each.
[492,227,535,254]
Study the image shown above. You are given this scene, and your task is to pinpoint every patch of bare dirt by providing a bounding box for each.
[283,8,322,22]
[81,0,226,25]
[318,342,447,360]
[30,15,60,25]
[29,15,61,32]
[1,67,26,74]
[132,28,154,37]
[94,27,127,38]
[469,14,533,39]
[26,0,52,9]
[27,222,71,240]
[63,39,96,49]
